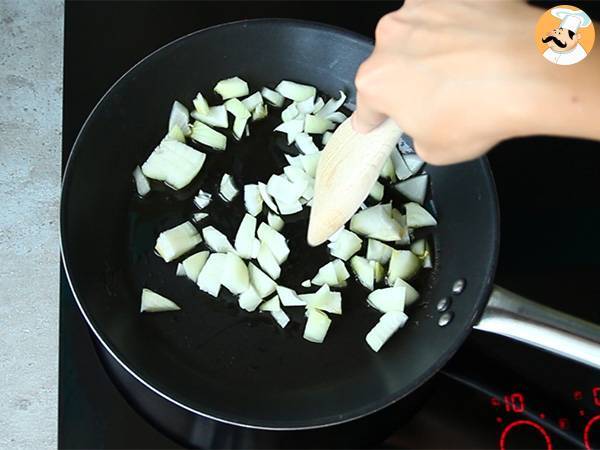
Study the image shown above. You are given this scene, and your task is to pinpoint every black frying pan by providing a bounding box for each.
[60,19,600,441]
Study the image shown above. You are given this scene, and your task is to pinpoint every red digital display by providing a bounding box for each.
[499,420,552,450]
[593,387,600,407]
[584,414,600,450]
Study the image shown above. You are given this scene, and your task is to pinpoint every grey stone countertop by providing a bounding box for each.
[1,1,63,449]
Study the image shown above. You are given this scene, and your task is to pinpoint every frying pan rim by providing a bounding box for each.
[60,17,500,430]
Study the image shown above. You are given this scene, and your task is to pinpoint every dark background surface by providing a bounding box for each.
[61,1,600,449]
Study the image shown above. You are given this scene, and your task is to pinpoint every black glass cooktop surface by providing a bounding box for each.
[60,2,600,449]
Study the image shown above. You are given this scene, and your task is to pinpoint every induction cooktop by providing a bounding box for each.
[60,2,600,449]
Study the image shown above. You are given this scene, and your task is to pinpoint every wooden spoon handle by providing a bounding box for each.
[308,117,402,246]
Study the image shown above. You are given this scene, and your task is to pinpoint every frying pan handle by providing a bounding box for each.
[473,285,600,369]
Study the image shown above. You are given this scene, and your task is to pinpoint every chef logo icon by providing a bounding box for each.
[535,5,595,65]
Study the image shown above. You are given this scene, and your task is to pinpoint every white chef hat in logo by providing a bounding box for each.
[551,7,592,33]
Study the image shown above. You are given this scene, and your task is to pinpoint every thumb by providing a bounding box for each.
[352,93,387,134]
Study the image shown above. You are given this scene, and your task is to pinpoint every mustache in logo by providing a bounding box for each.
[542,35,567,48]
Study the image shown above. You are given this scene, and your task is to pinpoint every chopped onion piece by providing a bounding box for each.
[301,279,311,288]
[322,131,333,146]
[248,262,276,298]
[261,87,285,107]
[258,182,279,213]
[202,226,235,253]
[267,212,284,231]
[194,190,212,210]
[388,249,421,283]
[266,174,305,204]
[252,104,268,121]
[392,278,420,306]
[296,95,316,114]
[141,288,181,313]
[142,140,206,190]
[350,256,374,290]
[366,311,408,352]
[133,166,151,197]
[155,221,201,262]
[241,91,263,111]
[168,101,191,136]
[313,97,325,114]
[225,98,251,119]
[328,226,345,243]
[410,239,427,257]
[294,133,319,154]
[275,80,316,102]
[176,263,186,276]
[380,157,396,181]
[350,203,404,241]
[257,242,281,280]
[366,239,394,264]
[191,121,227,151]
[369,181,384,201]
[283,166,313,191]
[232,116,248,141]
[192,92,210,115]
[219,173,238,202]
[281,103,300,122]
[271,309,290,328]
[390,149,413,181]
[311,260,348,288]
[301,285,342,315]
[276,199,303,215]
[405,202,438,228]
[303,308,332,343]
[257,223,289,264]
[304,114,334,134]
[394,174,428,204]
[403,153,425,174]
[300,153,320,177]
[274,119,304,144]
[259,295,281,312]
[423,240,433,269]
[182,251,209,282]
[234,214,258,259]
[244,184,263,217]
[197,253,227,297]
[276,286,305,306]
[238,285,262,312]
[191,105,228,128]
[221,252,250,294]
[332,259,350,284]
[165,124,186,143]
[317,90,346,118]
[367,286,406,313]
[326,111,347,123]
[371,261,385,283]
[214,76,249,100]
[327,229,362,261]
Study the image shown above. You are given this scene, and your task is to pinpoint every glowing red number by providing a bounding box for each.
[504,395,511,412]
[593,387,600,407]
[511,393,525,413]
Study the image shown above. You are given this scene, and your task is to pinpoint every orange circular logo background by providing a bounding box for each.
[535,5,595,65]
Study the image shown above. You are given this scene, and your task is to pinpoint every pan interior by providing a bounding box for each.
[61,20,499,428]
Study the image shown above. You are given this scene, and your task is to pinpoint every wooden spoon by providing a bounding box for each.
[307,117,402,246]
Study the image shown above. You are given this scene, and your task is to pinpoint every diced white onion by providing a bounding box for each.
[388,249,421,283]
[252,104,268,121]
[366,239,394,264]
[390,149,412,181]
[197,253,227,297]
[304,114,334,134]
[191,121,227,151]
[259,295,281,312]
[274,119,304,144]
[365,311,408,352]
[317,90,346,118]
[221,252,250,294]
[296,96,316,114]
[168,101,191,136]
[258,182,279,213]
[303,308,332,343]
[271,309,290,328]
[261,87,285,107]
[257,223,289,264]
[192,92,210,115]
[244,184,263,217]
[225,98,251,119]
[248,262,276,298]
[394,174,428,204]
[176,263,186,276]
[301,279,311,288]
[380,157,396,181]
[350,256,374,290]
[234,214,258,259]
[232,116,248,141]
[322,131,333,146]
[367,286,406,313]
[165,124,186,143]
[301,285,342,315]
[191,105,228,128]
[392,278,420,306]
[326,112,347,123]
[311,260,348,288]
[214,76,249,100]
[276,199,303,215]
[238,285,262,312]
[275,80,316,102]
[294,133,319,154]
[266,174,305,204]
[369,181,384,201]
[276,285,305,306]
[403,153,425,174]
[313,97,325,114]
[410,239,426,257]
[155,221,201,262]
[372,260,385,283]
[405,202,438,228]
[141,288,181,313]
[219,173,238,202]
[267,212,284,231]
[257,241,281,280]
[350,203,404,241]
[142,140,206,190]
[241,91,263,111]
[300,153,320,177]
[194,190,212,210]
[182,251,209,282]
[327,229,362,261]
[281,103,300,122]
[202,226,235,253]
[133,165,151,197]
